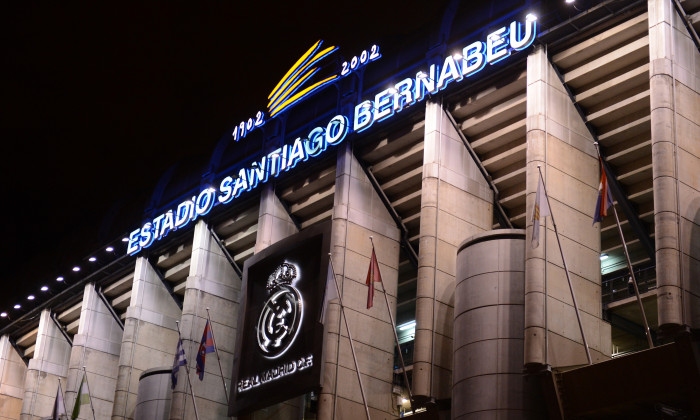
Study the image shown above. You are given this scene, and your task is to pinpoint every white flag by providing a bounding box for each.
[320,262,339,325]
[531,176,551,248]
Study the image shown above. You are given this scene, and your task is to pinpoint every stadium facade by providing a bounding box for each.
[2,0,700,418]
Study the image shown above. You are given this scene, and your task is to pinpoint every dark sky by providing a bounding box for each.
[2,2,448,315]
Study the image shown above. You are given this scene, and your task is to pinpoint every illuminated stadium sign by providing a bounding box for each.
[127,16,537,255]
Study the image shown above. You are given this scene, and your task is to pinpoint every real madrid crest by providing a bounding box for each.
[256,262,303,358]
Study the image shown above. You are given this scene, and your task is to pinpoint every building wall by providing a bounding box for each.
[648,0,700,335]
[0,336,26,420]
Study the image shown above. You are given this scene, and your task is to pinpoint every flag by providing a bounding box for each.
[531,176,551,248]
[71,374,89,420]
[196,320,215,380]
[365,244,382,309]
[320,262,339,324]
[171,333,187,389]
[593,158,614,225]
[52,381,66,420]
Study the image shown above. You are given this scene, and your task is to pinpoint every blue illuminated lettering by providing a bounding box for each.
[176,200,195,227]
[462,41,486,77]
[486,27,510,64]
[267,148,284,178]
[160,211,175,238]
[286,137,307,170]
[151,214,165,240]
[247,157,268,190]
[305,127,326,157]
[393,78,415,112]
[416,64,438,102]
[437,55,463,91]
[325,115,349,145]
[374,89,394,122]
[138,223,154,248]
[232,169,249,197]
[510,19,536,51]
[195,189,216,217]
[127,229,141,255]
[354,101,374,133]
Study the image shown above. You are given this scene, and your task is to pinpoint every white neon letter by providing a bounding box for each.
[510,19,537,51]
[486,26,510,64]
[393,78,415,112]
[437,55,463,90]
[354,100,374,132]
[462,41,486,77]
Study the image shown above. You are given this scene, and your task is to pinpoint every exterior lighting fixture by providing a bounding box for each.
[57,276,64,282]
[89,257,97,262]
[526,13,538,21]
[122,237,129,242]
[27,295,35,301]
[388,87,397,95]
[565,0,575,3]
[453,52,463,60]
[14,304,21,310]
[106,246,114,252]
[73,266,80,272]
[398,321,417,331]
[402,398,409,404]
[0,313,7,318]
[600,253,609,261]
[41,286,49,292]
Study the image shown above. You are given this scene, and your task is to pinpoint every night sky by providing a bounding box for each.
[2,2,448,316]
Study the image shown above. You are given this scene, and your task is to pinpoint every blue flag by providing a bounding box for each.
[171,333,187,389]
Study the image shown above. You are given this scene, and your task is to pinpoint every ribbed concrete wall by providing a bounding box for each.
[648,0,700,335]
[0,335,26,420]
[413,100,494,402]
[525,46,612,368]
[454,230,541,419]
[317,141,401,420]
[134,368,172,420]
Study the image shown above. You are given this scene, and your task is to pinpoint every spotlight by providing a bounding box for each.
[0,313,7,318]
[600,254,609,261]
[388,87,397,95]
[402,398,409,404]
[27,295,35,301]
[41,286,49,292]
[526,13,538,21]
[13,304,21,310]
[106,246,114,252]
[121,237,129,242]
[565,0,575,3]
[72,266,80,272]
[57,276,64,282]
[453,52,463,60]
[89,257,97,262]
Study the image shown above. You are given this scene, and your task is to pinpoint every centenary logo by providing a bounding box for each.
[256,263,303,358]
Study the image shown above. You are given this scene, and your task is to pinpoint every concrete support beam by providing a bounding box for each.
[525,46,612,369]
[649,0,700,336]
[0,335,27,419]
[112,257,182,420]
[64,283,123,419]
[412,100,493,402]
[170,220,242,419]
[318,141,401,419]
[20,309,72,420]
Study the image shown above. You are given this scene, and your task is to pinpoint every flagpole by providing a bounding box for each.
[58,377,66,419]
[537,166,593,365]
[81,366,96,420]
[176,321,201,420]
[593,143,654,349]
[369,236,414,411]
[329,253,372,420]
[205,308,231,404]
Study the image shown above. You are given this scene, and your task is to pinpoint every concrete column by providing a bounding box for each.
[112,257,182,420]
[20,309,71,420]
[317,141,401,420]
[525,46,611,368]
[170,220,241,419]
[239,184,303,420]
[134,368,173,420]
[649,0,700,335]
[64,283,123,419]
[413,100,493,402]
[0,335,27,419]
[454,230,541,419]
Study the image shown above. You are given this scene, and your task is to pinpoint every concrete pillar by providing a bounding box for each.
[170,220,241,419]
[64,283,123,419]
[454,230,541,419]
[317,141,401,420]
[20,309,71,420]
[112,257,182,420]
[239,184,303,420]
[0,335,27,419]
[525,46,611,368]
[648,0,700,336]
[134,368,173,420]
[413,100,493,402]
